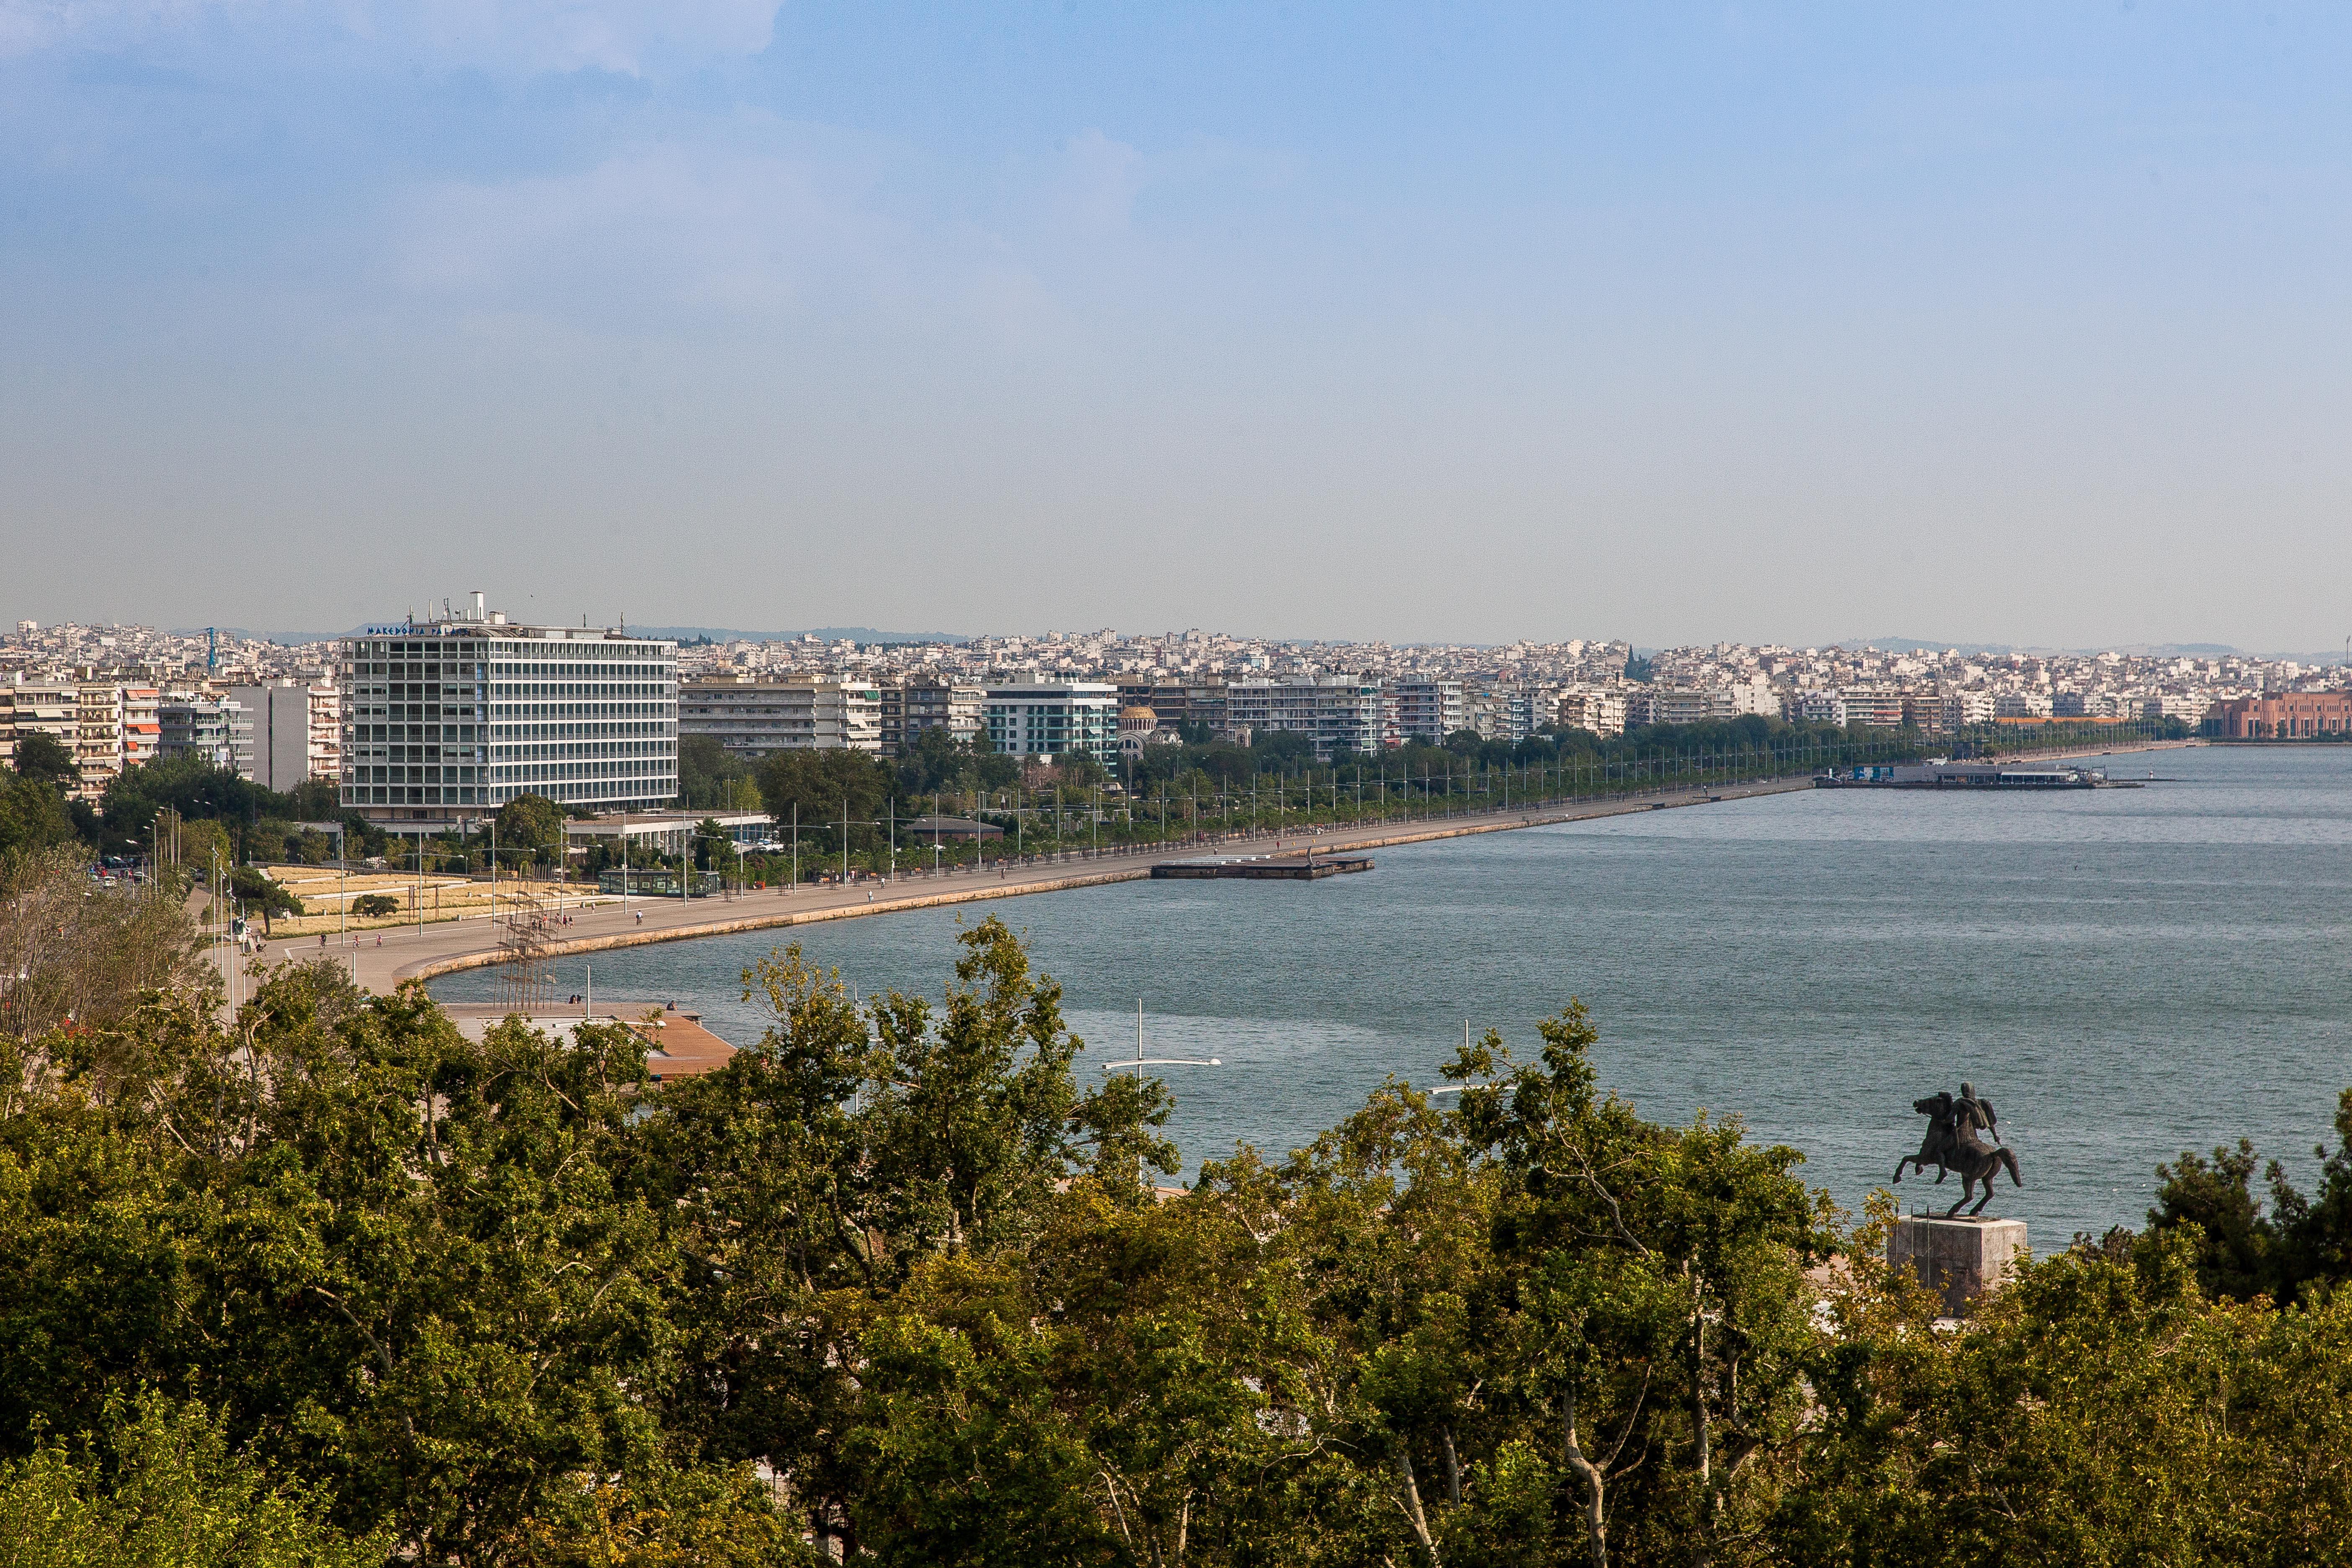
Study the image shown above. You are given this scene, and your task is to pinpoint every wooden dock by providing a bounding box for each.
[1150,852,1374,881]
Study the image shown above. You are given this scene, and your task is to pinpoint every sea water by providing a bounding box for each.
[435,745,2352,1240]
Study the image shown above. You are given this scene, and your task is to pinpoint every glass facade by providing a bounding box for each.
[340,623,678,829]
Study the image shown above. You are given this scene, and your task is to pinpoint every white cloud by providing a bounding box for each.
[0,0,779,72]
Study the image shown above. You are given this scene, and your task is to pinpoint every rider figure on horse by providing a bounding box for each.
[1955,1082,1999,1145]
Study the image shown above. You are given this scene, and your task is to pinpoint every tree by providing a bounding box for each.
[10,732,75,789]
[0,772,77,857]
[755,750,891,850]
[2149,1088,2352,1307]
[679,734,758,810]
[0,845,207,1041]
[494,792,565,864]
[351,893,400,918]
[228,866,303,935]
[0,1391,389,1568]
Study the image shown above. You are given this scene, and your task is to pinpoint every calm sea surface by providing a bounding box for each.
[436,745,2352,1240]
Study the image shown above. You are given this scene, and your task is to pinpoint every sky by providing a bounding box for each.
[4,3,2350,651]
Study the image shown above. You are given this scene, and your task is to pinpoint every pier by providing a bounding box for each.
[1151,852,1375,880]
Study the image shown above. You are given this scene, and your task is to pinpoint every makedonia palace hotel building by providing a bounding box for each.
[340,596,678,835]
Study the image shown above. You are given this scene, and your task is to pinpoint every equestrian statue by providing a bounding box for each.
[1893,1081,2023,1217]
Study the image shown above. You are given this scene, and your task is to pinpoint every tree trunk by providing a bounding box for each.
[1694,1305,1712,1566]
[1441,1424,1462,1506]
[1562,1388,1607,1568]
[1396,1448,1440,1565]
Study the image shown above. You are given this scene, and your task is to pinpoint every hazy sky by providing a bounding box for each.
[5,4,2349,650]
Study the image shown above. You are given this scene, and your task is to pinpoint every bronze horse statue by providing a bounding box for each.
[1894,1089,2023,1217]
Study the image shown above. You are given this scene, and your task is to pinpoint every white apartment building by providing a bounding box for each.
[1993,691,2054,719]
[2144,693,2210,724]
[1792,691,1847,726]
[680,676,882,758]
[341,597,678,833]
[984,681,1120,764]
[1942,690,1997,729]
[1224,676,1380,759]
[1384,680,1464,745]
[1839,690,1908,729]
[1554,689,1627,738]
[5,680,77,781]
[306,678,342,782]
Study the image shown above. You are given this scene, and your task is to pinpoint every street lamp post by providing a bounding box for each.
[1103,998,1224,1190]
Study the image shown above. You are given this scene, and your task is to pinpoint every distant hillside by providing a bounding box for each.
[1840,635,2250,658]
[214,624,974,647]
[624,626,970,645]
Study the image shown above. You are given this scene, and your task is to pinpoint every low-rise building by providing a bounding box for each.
[2213,691,2352,739]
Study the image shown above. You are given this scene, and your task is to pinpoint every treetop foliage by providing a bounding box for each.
[3,903,2350,1563]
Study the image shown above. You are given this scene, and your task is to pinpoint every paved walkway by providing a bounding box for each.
[276,776,1812,994]
[222,738,2202,1005]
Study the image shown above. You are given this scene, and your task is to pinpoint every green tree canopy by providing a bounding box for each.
[9,732,76,789]
[493,792,566,862]
[755,748,892,846]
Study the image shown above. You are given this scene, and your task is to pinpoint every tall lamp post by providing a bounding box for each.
[1102,998,1223,1190]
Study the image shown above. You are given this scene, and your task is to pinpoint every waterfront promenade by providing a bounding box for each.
[305,776,1804,995]
[226,737,2194,1003]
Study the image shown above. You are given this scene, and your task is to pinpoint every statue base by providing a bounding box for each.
[1888,1215,2027,1317]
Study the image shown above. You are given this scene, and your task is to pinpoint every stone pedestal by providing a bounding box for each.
[1888,1216,2028,1317]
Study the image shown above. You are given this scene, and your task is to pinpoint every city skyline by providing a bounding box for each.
[8,7,2352,647]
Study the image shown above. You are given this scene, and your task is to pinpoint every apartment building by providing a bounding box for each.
[1839,690,1908,729]
[1554,688,1627,738]
[1384,680,1464,745]
[879,675,982,754]
[1942,690,1997,729]
[228,682,322,792]
[341,597,678,833]
[159,696,248,769]
[5,681,77,781]
[2143,693,2210,724]
[680,675,882,758]
[306,678,342,782]
[983,681,1120,764]
[1224,676,1380,759]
